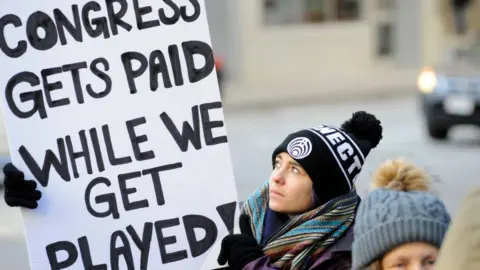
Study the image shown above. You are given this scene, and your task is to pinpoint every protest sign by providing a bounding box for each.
[0,0,239,269]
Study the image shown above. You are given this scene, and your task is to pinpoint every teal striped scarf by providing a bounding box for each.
[241,180,359,269]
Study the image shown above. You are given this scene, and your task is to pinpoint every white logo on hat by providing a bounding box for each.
[287,137,312,159]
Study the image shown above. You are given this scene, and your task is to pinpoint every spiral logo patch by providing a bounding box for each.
[287,137,312,159]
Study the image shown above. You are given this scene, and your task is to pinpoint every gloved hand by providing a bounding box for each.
[3,163,41,209]
[217,214,264,270]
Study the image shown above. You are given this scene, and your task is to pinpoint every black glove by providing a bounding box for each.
[3,163,41,209]
[217,214,264,270]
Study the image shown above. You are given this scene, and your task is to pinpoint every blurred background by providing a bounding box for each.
[1,0,480,268]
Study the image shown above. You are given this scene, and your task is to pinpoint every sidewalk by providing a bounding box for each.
[220,67,420,111]
[221,82,418,111]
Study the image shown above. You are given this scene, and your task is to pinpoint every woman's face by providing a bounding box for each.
[380,242,439,270]
[268,152,314,214]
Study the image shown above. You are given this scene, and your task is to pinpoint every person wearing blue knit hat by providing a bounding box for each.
[352,158,451,270]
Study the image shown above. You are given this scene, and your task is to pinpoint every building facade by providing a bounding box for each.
[205,0,477,103]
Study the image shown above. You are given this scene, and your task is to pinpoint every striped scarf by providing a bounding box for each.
[241,180,359,270]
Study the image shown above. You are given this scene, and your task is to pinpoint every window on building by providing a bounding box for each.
[263,0,361,25]
[376,22,393,56]
[376,0,394,10]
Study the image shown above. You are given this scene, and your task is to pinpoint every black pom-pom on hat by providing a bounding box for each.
[341,111,383,148]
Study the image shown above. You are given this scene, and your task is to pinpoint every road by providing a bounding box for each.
[1,94,479,269]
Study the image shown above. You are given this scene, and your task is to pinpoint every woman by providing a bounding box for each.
[351,159,451,270]
[216,111,384,269]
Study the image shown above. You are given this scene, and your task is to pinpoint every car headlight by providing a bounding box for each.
[417,67,437,94]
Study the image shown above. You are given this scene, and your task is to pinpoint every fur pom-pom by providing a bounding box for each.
[370,159,431,192]
[341,111,383,148]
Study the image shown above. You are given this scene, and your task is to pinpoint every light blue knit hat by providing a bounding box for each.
[352,159,451,270]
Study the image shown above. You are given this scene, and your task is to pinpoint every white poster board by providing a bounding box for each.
[0,1,239,269]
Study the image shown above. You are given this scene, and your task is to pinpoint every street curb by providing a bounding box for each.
[222,86,417,112]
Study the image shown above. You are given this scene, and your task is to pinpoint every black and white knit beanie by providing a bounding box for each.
[272,111,383,204]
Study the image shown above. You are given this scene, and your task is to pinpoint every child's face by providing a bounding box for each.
[380,242,439,270]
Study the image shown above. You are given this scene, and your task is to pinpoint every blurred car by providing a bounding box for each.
[418,42,480,140]
[214,55,225,96]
